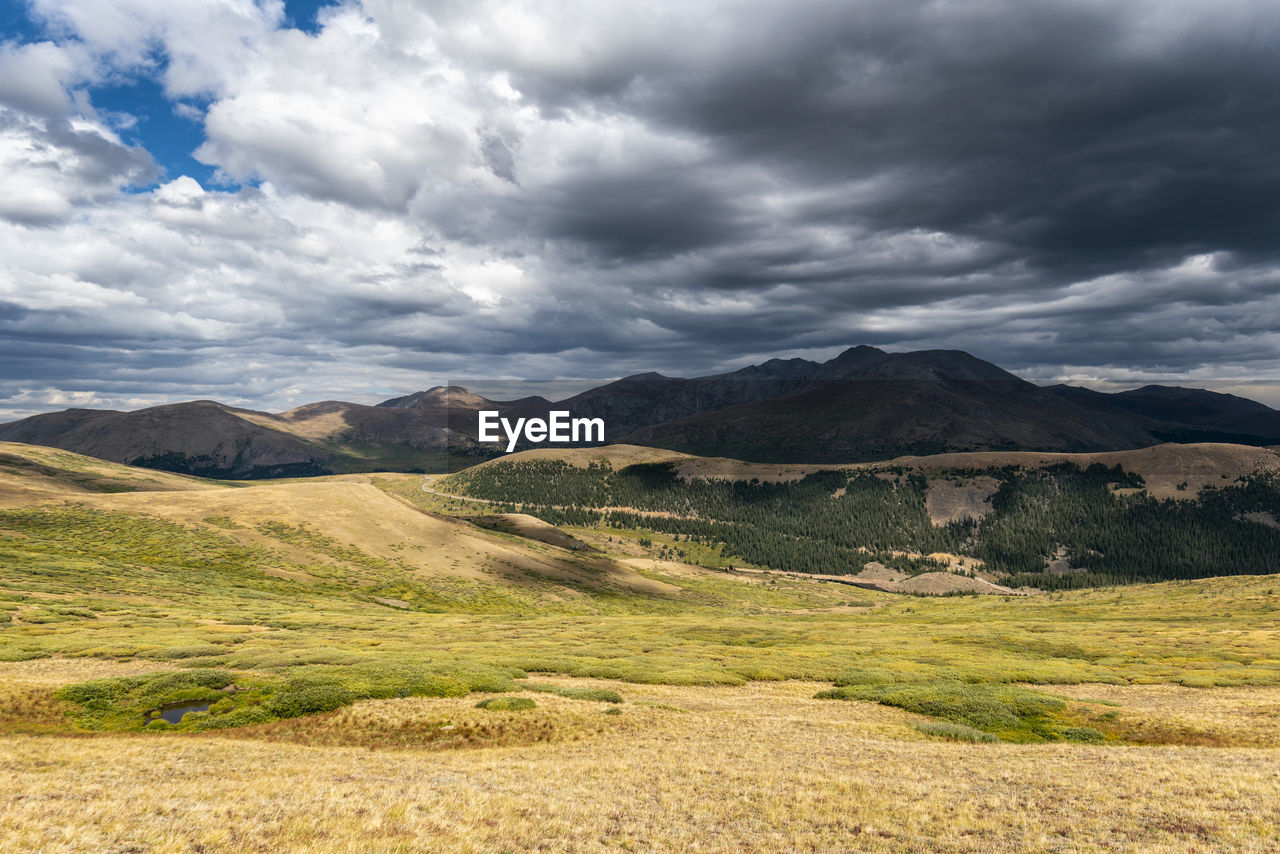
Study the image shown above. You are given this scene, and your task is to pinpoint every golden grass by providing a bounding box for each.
[56,476,676,595]
[0,442,216,507]
[2,677,1279,852]
[220,689,626,752]
[0,657,178,688]
[1051,682,1280,747]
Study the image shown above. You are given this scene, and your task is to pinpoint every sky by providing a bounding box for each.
[1,0,1279,419]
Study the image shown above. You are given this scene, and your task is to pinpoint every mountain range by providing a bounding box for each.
[2,346,1277,477]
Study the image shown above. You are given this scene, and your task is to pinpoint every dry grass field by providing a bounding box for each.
[3,442,1280,851]
[3,667,1280,852]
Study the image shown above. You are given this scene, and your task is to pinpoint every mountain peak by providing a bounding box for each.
[617,371,672,382]
[377,386,487,409]
[833,345,886,360]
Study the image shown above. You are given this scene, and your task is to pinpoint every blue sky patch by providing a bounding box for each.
[0,0,342,189]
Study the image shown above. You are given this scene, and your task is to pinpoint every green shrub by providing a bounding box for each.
[54,669,249,730]
[265,684,353,719]
[914,721,1000,743]
[832,668,894,687]
[18,610,63,624]
[150,687,223,706]
[398,674,471,698]
[731,666,785,681]
[817,681,1065,733]
[145,644,228,660]
[462,671,518,693]
[475,697,536,711]
[0,649,45,662]
[188,705,274,730]
[336,666,471,700]
[56,678,132,709]
[135,670,235,704]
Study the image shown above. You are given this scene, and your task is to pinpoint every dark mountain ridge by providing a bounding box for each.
[621,348,1155,462]
[1048,383,1280,445]
[2,346,1277,476]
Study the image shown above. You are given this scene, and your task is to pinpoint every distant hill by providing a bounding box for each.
[1048,384,1280,445]
[0,401,334,479]
[0,388,552,478]
[2,346,1279,476]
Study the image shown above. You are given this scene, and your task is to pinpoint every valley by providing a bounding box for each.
[1,440,1279,850]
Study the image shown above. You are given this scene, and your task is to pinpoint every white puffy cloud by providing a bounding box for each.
[0,108,156,224]
[27,0,283,95]
[0,40,84,116]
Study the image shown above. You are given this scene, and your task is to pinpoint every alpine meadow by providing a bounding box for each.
[3,436,1280,851]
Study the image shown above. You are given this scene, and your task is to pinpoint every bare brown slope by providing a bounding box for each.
[0,389,540,480]
[470,514,594,551]
[0,442,218,506]
[235,389,555,465]
[0,402,334,479]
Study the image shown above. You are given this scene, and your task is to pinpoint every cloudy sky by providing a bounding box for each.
[2,0,1279,418]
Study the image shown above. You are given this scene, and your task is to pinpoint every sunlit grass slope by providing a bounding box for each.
[3,443,1279,719]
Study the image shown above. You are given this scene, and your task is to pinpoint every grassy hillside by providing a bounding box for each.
[3,442,1280,850]
[2,442,1278,704]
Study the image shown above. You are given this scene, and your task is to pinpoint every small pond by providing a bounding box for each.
[147,701,211,725]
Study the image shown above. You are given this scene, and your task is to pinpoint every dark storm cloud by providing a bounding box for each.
[538,171,743,261]
[490,0,1280,281]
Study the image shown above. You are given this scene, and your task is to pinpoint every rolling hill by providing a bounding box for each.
[0,388,545,478]
[0,401,334,479]
[0,441,679,601]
